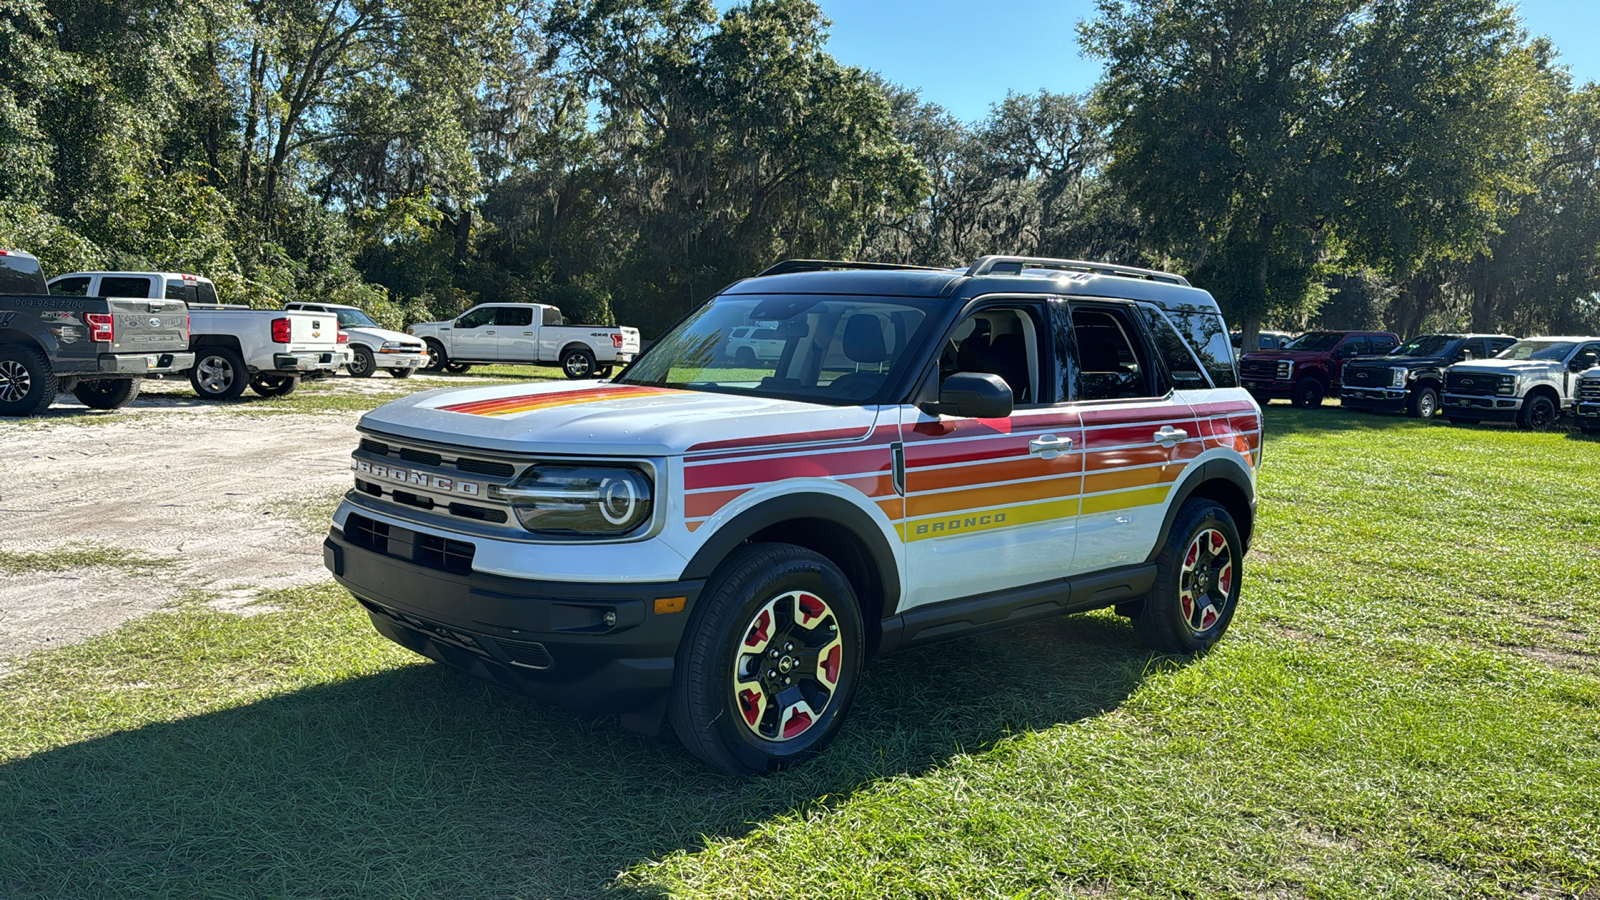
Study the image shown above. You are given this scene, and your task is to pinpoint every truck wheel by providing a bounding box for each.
[561,347,596,379]
[0,343,58,417]
[734,347,757,368]
[348,346,376,378]
[190,347,249,401]
[388,367,413,379]
[598,365,614,378]
[73,377,142,410]
[1291,378,1325,409]
[669,543,865,775]
[1133,498,1242,654]
[1407,387,1439,419]
[1517,394,1558,430]
[444,361,473,374]
[424,339,453,372]
[250,374,299,397]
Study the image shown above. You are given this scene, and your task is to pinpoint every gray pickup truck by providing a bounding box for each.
[0,250,194,416]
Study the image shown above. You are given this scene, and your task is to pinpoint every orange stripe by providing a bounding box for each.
[1084,466,1180,495]
[440,386,678,416]
[906,476,1081,519]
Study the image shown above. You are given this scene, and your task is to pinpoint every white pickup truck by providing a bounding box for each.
[48,271,345,400]
[284,301,428,378]
[406,303,641,379]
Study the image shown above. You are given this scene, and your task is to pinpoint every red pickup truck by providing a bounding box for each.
[1239,330,1399,408]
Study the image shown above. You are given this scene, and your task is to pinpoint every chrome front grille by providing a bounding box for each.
[1580,378,1600,403]
[350,432,523,535]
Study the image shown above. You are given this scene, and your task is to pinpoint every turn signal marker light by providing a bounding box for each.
[654,597,686,615]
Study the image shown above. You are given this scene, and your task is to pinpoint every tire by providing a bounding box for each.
[72,377,142,410]
[1517,394,1558,431]
[1133,498,1243,654]
[734,347,758,368]
[598,365,614,378]
[348,345,376,378]
[422,339,448,372]
[1291,378,1325,409]
[669,543,865,775]
[444,361,473,374]
[1407,386,1439,419]
[560,347,597,380]
[250,374,299,397]
[388,367,414,379]
[0,343,58,417]
[189,347,250,401]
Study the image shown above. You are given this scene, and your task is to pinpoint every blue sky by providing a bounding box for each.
[800,0,1600,123]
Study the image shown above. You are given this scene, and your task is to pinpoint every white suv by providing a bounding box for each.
[323,257,1261,773]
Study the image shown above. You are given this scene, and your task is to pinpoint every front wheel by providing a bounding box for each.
[190,347,249,401]
[347,345,376,378]
[1291,378,1325,409]
[73,377,142,410]
[561,347,596,379]
[1133,498,1243,653]
[1408,386,1439,419]
[1517,394,1558,430]
[250,374,299,397]
[669,543,865,775]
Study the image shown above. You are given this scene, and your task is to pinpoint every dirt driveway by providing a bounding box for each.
[0,378,458,659]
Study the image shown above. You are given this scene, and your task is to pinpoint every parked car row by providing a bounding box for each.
[1239,327,1600,430]
[0,248,640,417]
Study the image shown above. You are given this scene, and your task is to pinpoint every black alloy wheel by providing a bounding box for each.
[0,343,57,417]
[1518,394,1558,431]
[1291,378,1325,409]
[670,543,865,775]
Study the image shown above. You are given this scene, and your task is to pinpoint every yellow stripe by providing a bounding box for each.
[1081,485,1170,515]
[897,485,1172,542]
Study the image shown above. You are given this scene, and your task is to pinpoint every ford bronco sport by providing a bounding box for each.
[323,256,1261,774]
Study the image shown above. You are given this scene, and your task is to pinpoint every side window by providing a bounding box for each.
[50,277,91,296]
[497,306,533,327]
[1488,338,1516,356]
[1137,306,1210,390]
[457,307,496,328]
[542,307,564,326]
[103,276,155,298]
[1572,344,1600,370]
[1163,309,1237,388]
[1063,304,1156,402]
[164,279,197,304]
[939,305,1044,405]
[1370,335,1397,355]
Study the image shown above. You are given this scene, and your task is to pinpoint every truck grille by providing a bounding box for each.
[351,433,523,534]
[1240,359,1277,378]
[344,513,476,575]
[359,438,516,477]
[1580,379,1600,403]
[357,598,554,671]
[1445,372,1510,396]
[1345,367,1379,386]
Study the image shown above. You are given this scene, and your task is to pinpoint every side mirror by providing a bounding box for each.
[923,372,1013,419]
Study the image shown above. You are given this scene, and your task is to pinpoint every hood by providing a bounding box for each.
[346,325,423,347]
[1449,358,1559,376]
[1241,349,1328,363]
[1347,355,1447,370]
[357,381,882,457]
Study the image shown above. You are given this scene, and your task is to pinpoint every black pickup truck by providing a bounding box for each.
[0,249,194,416]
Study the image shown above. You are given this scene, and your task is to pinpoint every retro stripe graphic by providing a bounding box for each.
[679,402,1260,539]
[439,385,681,417]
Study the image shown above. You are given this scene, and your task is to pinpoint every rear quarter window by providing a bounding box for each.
[1164,310,1238,388]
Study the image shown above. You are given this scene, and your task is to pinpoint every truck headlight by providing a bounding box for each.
[381,341,406,350]
[1390,367,1407,388]
[1276,360,1293,379]
[491,464,654,537]
[1497,377,1515,396]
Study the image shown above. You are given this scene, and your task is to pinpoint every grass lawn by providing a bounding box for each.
[2,407,1598,898]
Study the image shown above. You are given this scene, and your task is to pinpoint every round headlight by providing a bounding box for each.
[492,464,654,537]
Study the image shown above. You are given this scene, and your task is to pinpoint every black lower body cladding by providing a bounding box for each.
[323,523,703,733]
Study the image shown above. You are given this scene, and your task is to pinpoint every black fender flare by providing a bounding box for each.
[1145,459,1257,563]
[679,491,902,617]
[0,323,59,360]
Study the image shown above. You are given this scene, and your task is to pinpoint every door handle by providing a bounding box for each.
[1154,426,1189,448]
[1028,434,1073,459]
[484,330,496,335]
[523,331,534,335]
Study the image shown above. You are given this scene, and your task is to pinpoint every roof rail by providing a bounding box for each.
[965,255,1190,286]
[755,259,952,278]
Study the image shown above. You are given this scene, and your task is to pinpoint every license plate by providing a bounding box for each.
[146,355,158,370]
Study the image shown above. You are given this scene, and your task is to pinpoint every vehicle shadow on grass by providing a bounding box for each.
[0,614,1167,899]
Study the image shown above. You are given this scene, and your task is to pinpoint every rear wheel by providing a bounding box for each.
[561,347,596,379]
[73,377,142,410]
[444,361,473,374]
[1408,386,1439,419]
[1291,377,1325,409]
[0,343,58,417]
[1517,394,1558,430]
[1133,498,1243,654]
[190,347,249,401]
[388,367,414,379]
[734,347,757,368]
[348,345,376,377]
[669,543,864,775]
[250,374,299,397]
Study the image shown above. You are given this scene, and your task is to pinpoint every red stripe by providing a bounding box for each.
[439,385,671,415]
[1079,405,1191,426]
[688,424,880,453]
[685,447,892,491]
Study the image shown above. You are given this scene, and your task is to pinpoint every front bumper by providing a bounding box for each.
[1339,386,1408,412]
[1574,401,1600,420]
[271,351,342,373]
[1242,377,1294,398]
[1442,392,1521,421]
[375,349,428,369]
[98,351,195,375]
[323,522,703,732]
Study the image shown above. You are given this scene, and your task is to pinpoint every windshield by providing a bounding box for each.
[333,308,378,328]
[617,294,940,404]
[1496,340,1576,361]
[1390,335,1454,358]
[1282,332,1341,352]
